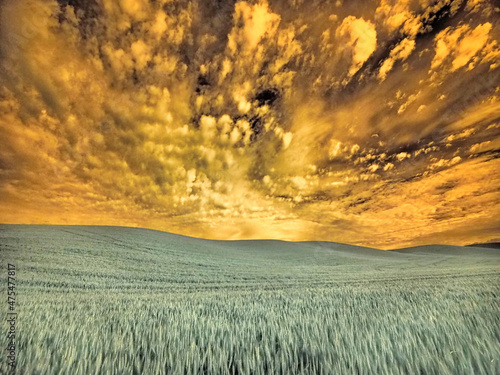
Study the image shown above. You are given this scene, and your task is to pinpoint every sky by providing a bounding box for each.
[0,0,499,249]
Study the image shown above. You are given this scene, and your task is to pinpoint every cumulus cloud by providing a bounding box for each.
[335,16,377,77]
[228,0,280,55]
[430,23,493,72]
[378,38,416,81]
[429,156,462,170]
[376,0,416,32]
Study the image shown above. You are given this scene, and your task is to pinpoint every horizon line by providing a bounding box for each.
[1,223,498,251]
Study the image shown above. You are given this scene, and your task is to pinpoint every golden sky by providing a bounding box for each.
[1,0,499,249]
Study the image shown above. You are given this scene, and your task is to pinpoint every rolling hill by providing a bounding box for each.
[0,225,499,374]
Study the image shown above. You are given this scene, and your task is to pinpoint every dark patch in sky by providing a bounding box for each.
[255,88,280,107]
[195,75,210,94]
[57,0,100,38]
[417,2,464,40]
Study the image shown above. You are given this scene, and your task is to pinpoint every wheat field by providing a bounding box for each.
[1,225,499,374]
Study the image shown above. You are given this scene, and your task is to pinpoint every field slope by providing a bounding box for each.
[1,225,499,374]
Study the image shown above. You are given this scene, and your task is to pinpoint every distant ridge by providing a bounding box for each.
[2,224,500,254]
[389,244,500,256]
[466,242,500,250]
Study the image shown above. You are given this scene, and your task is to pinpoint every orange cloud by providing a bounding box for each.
[431,23,493,72]
[336,16,377,77]
[0,0,499,249]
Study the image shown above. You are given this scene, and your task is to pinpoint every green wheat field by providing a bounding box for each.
[1,225,499,374]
